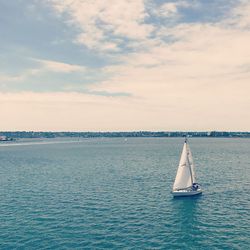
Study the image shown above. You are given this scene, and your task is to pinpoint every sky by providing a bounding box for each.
[0,0,250,131]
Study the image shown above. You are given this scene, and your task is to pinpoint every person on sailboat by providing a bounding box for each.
[192,183,199,191]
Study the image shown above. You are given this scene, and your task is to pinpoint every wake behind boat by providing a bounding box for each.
[172,139,202,197]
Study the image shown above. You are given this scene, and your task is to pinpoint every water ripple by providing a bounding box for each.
[0,138,249,249]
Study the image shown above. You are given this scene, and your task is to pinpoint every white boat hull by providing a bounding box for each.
[172,188,202,197]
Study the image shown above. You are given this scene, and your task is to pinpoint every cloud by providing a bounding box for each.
[45,2,250,126]
[0,86,249,131]
[1,0,250,131]
[76,0,250,130]
[0,58,86,87]
[155,1,192,18]
[0,91,142,131]
[48,0,155,51]
[34,59,86,73]
[228,0,250,29]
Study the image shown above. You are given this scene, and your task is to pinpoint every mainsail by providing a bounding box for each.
[173,140,196,190]
[186,142,196,184]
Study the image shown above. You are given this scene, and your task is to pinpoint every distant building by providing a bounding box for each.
[0,135,7,141]
[0,135,14,141]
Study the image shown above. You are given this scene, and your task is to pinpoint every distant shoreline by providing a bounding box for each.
[0,131,250,140]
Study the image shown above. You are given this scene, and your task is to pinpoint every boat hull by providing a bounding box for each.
[172,189,202,197]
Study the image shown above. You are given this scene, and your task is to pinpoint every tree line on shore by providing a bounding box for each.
[0,131,250,139]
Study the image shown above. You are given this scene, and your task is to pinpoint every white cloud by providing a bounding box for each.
[48,0,155,51]
[1,0,250,131]
[228,0,250,29]
[0,92,147,131]
[0,59,86,87]
[79,1,250,130]
[0,85,249,131]
[35,59,86,73]
[156,2,181,18]
[153,0,195,19]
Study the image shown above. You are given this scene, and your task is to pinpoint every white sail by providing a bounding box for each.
[172,141,193,190]
[186,143,196,183]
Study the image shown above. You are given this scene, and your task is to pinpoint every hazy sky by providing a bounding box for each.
[0,0,249,131]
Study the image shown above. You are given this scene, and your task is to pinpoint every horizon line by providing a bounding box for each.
[1,130,250,133]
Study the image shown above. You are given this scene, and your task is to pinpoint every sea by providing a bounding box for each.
[0,138,249,249]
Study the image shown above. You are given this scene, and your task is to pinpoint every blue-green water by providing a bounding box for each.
[0,138,249,249]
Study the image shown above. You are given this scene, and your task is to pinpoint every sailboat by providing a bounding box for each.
[172,138,202,197]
